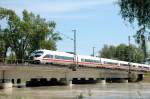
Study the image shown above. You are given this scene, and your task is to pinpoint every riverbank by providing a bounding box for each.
[1,83,150,99]
[142,72,150,83]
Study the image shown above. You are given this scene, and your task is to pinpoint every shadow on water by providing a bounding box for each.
[26,78,97,87]
[0,95,34,99]
[0,83,150,99]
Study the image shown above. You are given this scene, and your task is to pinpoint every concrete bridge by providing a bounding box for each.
[0,64,145,88]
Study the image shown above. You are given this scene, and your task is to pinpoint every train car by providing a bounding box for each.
[77,55,101,67]
[138,64,150,71]
[144,64,150,70]
[130,63,139,68]
[32,49,74,65]
[30,49,150,71]
[100,58,120,69]
[118,60,129,66]
[101,58,119,65]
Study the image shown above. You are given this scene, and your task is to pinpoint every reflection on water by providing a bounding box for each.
[0,83,150,99]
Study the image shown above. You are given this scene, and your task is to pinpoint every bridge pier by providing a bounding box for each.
[0,65,145,88]
[59,78,72,85]
[119,79,128,83]
[59,78,67,85]
[0,79,12,89]
[137,74,144,81]
[11,78,27,87]
[97,78,106,84]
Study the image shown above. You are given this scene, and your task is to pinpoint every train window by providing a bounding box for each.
[93,60,100,63]
[35,54,41,57]
[82,58,100,63]
[120,63,129,66]
[139,66,142,68]
[35,51,43,55]
[104,61,118,65]
[81,59,85,62]
[85,59,90,62]
[43,54,53,58]
[55,55,73,60]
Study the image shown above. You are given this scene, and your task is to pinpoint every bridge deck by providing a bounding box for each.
[0,63,148,73]
[0,63,146,86]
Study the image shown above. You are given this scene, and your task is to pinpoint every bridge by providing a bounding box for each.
[0,63,147,88]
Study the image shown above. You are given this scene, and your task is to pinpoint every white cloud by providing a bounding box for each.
[36,0,115,13]
[0,0,117,19]
[1,0,116,13]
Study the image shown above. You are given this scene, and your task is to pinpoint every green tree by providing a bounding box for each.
[100,44,116,59]
[116,44,145,63]
[133,27,148,59]
[0,28,10,62]
[0,7,62,63]
[100,44,145,63]
[118,0,150,60]
[115,44,127,61]
[118,0,150,27]
[0,26,5,62]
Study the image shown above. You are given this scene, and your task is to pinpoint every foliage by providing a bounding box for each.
[6,52,16,64]
[100,44,145,63]
[118,0,150,27]
[100,44,116,59]
[133,27,148,59]
[129,73,138,82]
[0,27,4,62]
[118,0,150,59]
[77,93,84,99]
[0,7,62,63]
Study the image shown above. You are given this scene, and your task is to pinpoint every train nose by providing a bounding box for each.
[34,60,41,64]
[33,57,41,64]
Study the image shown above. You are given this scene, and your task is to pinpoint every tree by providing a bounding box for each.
[0,7,62,63]
[100,44,145,63]
[0,26,5,62]
[116,44,145,63]
[118,0,150,27]
[118,0,150,60]
[100,44,116,59]
[0,28,10,62]
[115,44,128,61]
[133,27,148,59]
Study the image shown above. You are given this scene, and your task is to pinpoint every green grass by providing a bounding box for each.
[144,72,150,76]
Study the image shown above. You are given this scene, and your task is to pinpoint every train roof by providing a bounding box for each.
[101,58,119,63]
[36,49,101,60]
[33,49,150,67]
[78,55,100,60]
[35,49,74,57]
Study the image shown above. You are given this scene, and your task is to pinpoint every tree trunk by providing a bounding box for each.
[15,50,23,64]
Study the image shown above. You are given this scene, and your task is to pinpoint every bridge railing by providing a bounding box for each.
[0,58,33,66]
[0,58,149,72]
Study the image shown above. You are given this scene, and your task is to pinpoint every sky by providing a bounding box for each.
[0,0,137,56]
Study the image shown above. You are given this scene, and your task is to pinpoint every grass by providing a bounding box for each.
[142,72,150,83]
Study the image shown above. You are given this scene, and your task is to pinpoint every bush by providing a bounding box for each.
[129,73,138,82]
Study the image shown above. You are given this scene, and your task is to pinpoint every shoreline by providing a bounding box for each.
[141,73,150,83]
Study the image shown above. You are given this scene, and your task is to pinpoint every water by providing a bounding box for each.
[0,83,150,99]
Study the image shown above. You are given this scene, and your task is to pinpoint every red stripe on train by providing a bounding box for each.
[42,58,101,65]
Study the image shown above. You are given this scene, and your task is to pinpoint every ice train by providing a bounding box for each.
[30,49,150,70]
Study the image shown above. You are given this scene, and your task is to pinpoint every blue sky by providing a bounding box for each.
[0,0,137,56]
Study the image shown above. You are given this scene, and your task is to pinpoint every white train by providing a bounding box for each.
[30,49,150,70]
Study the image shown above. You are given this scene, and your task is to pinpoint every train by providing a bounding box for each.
[29,49,150,70]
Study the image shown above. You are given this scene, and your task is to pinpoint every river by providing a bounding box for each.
[0,83,150,99]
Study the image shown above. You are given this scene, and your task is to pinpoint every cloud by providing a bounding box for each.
[1,0,116,13]
[0,0,117,19]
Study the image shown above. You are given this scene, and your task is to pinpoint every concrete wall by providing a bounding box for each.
[0,65,144,85]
